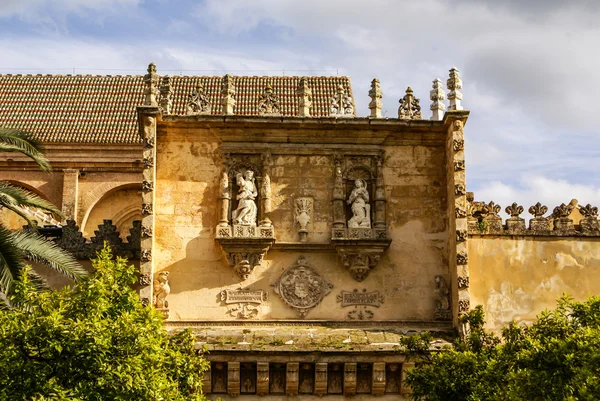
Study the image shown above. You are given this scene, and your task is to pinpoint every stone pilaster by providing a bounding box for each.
[228,361,240,396]
[202,364,211,394]
[344,363,357,396]
[61,169,79,222]
[400,362,414,395]
[332,154,346,229]
[257,362,269,396]
[315,363,328,396]
[372,362,386,396]
[260,152,273,227]
[286,362,299,396]
[137,105,160,309]
[374,152,387,229]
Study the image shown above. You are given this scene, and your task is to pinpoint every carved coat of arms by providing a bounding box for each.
[272,256,333,317]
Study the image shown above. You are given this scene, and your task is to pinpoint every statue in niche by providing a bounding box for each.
[347,179,371,228]
[232,170,258,226]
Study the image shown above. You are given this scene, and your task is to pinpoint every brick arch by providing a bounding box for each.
[3,180,52,202]
[79,182,141,230]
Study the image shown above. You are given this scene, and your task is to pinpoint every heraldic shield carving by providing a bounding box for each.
[272,256,333,317]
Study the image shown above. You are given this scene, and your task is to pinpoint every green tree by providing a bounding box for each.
[0,245,208,400]
[402,297,600,400]
[0,128,86,302]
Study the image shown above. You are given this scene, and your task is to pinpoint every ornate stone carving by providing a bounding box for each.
[272,256,333,317]
[143,62,160,106]
[456,229,467,242]
[455,207,467,219]
[579,204,600,234]
[330,85,354,117]
[220,289,267,319]
[454,119,463,131]
[140,249,152,262]
[374,153,387,229]
[332,154,346,228]
[434,275,451,320]
[553,202,575,231]
[337,289,384,320]
[258,84,281,116]
[232,170,258,226]
[457,275,470,289]
[159,75,172,114]
[483,201,503,232]
[455,184,466,196]
[186,83,211,115]
[457,251,468,265]
[505,202,526,232]
[139,273,152,286]
[297,77,313,117]
[142,179,153,192]
[348,179,371,228]
[153,271,170,317]
[142,156,154,169]
[141,223,152,238]
[454,160,465,171]
[458,298,470,314]
[372,362,386,396]
[141,202,153,216]
[140,297,150,307]
[294,197,313,242]
[398,87,422,120]
[339,253,381,282]
[368,78,383,118]
[529,202,550,231]
[226,252,263,280]
[221,74,236,115]
[430,78,446,121]
[447,67,463,111]
[453,138,464,151]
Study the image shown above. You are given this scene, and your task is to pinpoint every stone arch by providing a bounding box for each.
[1,180,59,229]
[3,180,52,202]
[80,182,141,237]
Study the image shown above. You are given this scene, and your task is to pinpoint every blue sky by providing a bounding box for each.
[2,0,599,216]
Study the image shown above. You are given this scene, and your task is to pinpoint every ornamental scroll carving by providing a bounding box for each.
[272,256,333,317]
[336,288,384,320]
[221,289,267,319]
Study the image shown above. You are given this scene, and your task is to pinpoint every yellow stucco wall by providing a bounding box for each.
[469,235,600,330]
[153,126,450,322]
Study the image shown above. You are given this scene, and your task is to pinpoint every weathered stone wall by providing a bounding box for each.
[469,235,600,331]
[153,121,452,322]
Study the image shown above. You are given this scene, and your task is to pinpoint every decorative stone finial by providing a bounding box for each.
[368,78,383,118]
[296,77,313,117]
[430,78,446,120]
[330,85,354,117]
[221,74,236,115]
[159,75,172,114]
[257,84,281,116]
[186,83,211,115]
[398,87,422,120]
[447,68,463,111]
[143,62,160,106]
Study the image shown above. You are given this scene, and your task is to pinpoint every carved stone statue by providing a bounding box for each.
[347,179,371,228]
[153,271,170,309]
[232,170,258,226]
[434,275,451,320]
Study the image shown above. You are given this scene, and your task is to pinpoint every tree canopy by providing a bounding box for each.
[402,297,600,401]
[0,246,208,400]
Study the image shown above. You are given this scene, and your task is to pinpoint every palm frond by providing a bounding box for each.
[0,128,50,172]
[10,229,87,283]
[0,225,25,293]
[0,182,63,217]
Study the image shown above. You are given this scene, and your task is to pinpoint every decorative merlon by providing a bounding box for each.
[330,85,354,117]
[159,75,172,114]
[186,83,211,115]
[221,74,236,115]
[430,78,446,120]
[398,87,422,120]
[296,77,313,117]
[143,62,160,106]
[447,67,463,111]
[368,78,383,118]
[257,84,281,116]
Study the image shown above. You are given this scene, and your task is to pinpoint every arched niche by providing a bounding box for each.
[343,165,375,228]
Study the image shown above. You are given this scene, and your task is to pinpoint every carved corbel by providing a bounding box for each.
[372,362,386,396]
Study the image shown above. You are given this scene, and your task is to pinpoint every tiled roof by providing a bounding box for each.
[0,74,354,144]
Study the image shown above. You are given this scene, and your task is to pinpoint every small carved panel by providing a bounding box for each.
[272,256,333,317]
[269,363,286,394]
[337,289,384,320]
[211,362,228,394]
[385,363,401,393]
[240,362,257,394]
[299,363,315,394]
[327,364,343,394]
[356,363,372,394]
[221,289,267,319]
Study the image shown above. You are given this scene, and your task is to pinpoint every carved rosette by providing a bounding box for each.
[272,256,333,317]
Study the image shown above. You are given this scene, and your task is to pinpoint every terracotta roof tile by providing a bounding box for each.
[0,74,354,144]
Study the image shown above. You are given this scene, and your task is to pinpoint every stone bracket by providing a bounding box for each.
[332,238,391,282]
[216,235,275,280]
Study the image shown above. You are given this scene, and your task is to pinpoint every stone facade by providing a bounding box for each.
[1,67,599,400]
